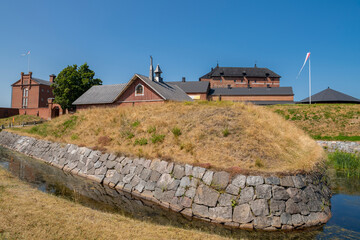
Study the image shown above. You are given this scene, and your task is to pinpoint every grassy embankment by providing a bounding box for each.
[268,104,360,141]
[11,101,324,173]
[327,151,360,178]
[0,168,225,240]
[0,115,41,127]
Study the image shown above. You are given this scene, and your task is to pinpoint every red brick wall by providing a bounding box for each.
[115,78,163,103]
[19,108,50,119]
[211,95,294,101]
[0,108,19,119]
[200,77,280,88]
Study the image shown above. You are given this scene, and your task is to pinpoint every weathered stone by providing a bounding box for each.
[168,179,180,190]
[179,176,191,188]
[99,153,109,162]
[156,160,168,173]
[286,188,303,203]
[165,162,174,174]
[194,184,219,207]
[95,166,107,175]
[256,184,272,199]
[192,204,209,218]
[185,187,196,198]
[272,216,281,228]
[145,181,156,191]
[280,212,292,225]
[134,180,146,193]
[218,193,235,207]
[123,183,132,192]
[226,184,240,195]
[170,197,183,212]
[150,159,160,170]
[292,214,305,227]
[202,170,213,185]
[292,175,306,189]
[173,165,185,179]
[181,208,193,217]
[156,173,174,190]
[212,171,230,190]
[233,204,254,223]
[106,160,117,169]
[240,223,254,230]
[272,186,290,200]
[149,171,161,182]
[308,200,322,212]
[232,175,246,189]
[130,175,141,188]
[123,173,135,184]
[280,176,295,187]
[134,165,144,175]
[94,160,102,169]
[254,216,272,229]
[270,199,286,216]
[208,206,232,222]
[298,201,310,215]
[180,196,192,208]
[190,178,200,188]
[250,199,269,216]
[286,198,300,214]
[160,190,175,203]
[143,159,151,168]
[153,188,163,200]
[140,168,152,180]
[175,187,186,197]
[281,225,293,230]
[185,164,192,176]
[192,166,206,179]
[238,187,254,204]
[246,176,264,186]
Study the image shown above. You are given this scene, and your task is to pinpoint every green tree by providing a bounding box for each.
[52,63,102,110]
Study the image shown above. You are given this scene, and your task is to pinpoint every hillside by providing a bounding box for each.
[0,115,41,127]
[11,101,325,173]
[267,104,360,141]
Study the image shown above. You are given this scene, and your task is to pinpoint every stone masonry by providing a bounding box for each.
[0,131,332,231]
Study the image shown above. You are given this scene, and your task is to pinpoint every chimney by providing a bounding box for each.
[154,64,163,82]
[49,74,56,83]
[265,73,269,77]
[227,85,231,89]
[242,71,246,76]
[149,56,154,81]
[29,72,33,78]
[182,77,186,82]
[254,63,257,68]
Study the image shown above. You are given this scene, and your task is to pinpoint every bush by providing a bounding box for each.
[147,126,156,134]
[71,134,79,140]
[134,138,148,146]
[223,128,230,137]
[151,133,165,144]
[171,127,182,137]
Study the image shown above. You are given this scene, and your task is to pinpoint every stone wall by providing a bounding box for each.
[317,140,360,154]
[0,131,332,231]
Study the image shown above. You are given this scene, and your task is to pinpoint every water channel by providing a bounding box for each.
[0,146,359,239]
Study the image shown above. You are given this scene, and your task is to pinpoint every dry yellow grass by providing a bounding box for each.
[0,168,226,240]
[12,101,325,173]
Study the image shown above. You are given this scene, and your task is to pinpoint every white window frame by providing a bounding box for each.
[135,84,144,96]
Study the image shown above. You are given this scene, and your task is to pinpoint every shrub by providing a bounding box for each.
[171,127,182,137]
[223,128,230,137]
[134,138,148,146]
[151,133,165,144]
[147,126,156,134]
[131,120,140,128]
[71,134,79,140]
[255,159,264,168]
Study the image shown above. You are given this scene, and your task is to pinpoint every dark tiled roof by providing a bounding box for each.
[209,87,293,96]
[73,84,126,105]
[136,74,193,102]
[200,66,281,79]
[248,101,294,105]
[32,78,52,86]
[300,88,360,103]
[167,81,209,93]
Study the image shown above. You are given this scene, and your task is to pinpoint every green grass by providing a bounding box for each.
[313,135,360,141]
[327,151,360,177]
[0,115,42,126]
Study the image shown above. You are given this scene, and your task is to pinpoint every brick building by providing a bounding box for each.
[8,72,63,119]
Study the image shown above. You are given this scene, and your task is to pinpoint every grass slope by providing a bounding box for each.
[0,115,41,127]
[0,168,225,240]
[267,104,360,141]
[12,101,324,173]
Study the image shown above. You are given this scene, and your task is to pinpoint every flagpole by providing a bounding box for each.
[309,56,311,104]
[28,53,30,72]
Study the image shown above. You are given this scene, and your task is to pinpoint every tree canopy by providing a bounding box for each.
[52,63,102,110]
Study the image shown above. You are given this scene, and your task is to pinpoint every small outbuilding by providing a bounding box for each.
[299,87,360,104]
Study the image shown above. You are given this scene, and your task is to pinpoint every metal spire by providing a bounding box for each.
[149,56,154,81]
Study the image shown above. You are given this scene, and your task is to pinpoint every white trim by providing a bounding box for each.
[135,83,144,96]
[118,99,164,103]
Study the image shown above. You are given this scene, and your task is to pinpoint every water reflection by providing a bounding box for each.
[0,146,359,239]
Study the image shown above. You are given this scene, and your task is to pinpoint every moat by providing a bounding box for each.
[0,146,359,239]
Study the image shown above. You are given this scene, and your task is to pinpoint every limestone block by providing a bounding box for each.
[149,171,161,182]
[250,199,269,216]
[192,166,206,179]
[270,199,286,216]
[280,176,295,187]
[192,204,209,218]
[232,174,246,189]
[233,204,254,224]
[218,193,236,207]
[226,184,240,196]
[272,186,290,200]
[208,206,232,222]
[212,171,230,190]
[246,176,264,186]
[156,173,174,190]
[256,184,272,199]
[140,168,152,181]
[194,184,219,207]
[292,214,305,227]
[173,165,185,179]
[238,187,254,204]
[185,164,193,176]
[179,176,191,188]
[292,175,306,189]
[286,198,300,214]
[202,170,213,186]
[254,216,272,229]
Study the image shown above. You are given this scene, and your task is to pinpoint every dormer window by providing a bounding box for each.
[135,84,144,96]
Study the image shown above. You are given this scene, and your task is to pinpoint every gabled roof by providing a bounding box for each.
[300,87,360,103]
[168,81,209,93]
[200,66,281,79]
[73,84,127,105]
[209,87,293,96]
[135,74,193,101]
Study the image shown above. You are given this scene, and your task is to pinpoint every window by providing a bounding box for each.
[41,88,44,92]
[23,88,28,97]
[41,98,44,102]
[135,84,144,96]
[47,89,49,93]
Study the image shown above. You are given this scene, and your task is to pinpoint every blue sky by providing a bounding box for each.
[0,0,359,107]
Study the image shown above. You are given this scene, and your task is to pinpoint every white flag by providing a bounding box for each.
[297,52,310,79]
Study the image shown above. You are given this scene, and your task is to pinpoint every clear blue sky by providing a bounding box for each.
[0,0,359,107]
